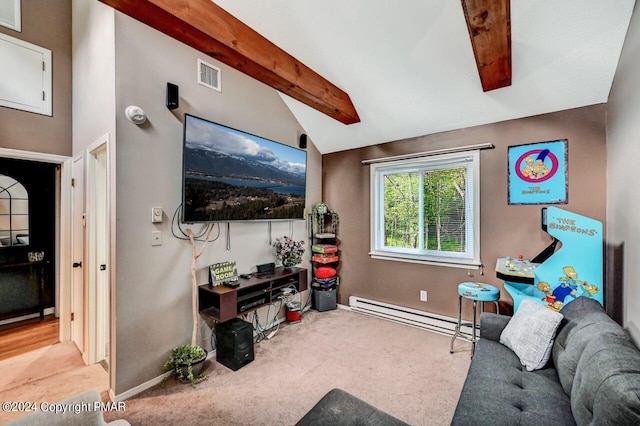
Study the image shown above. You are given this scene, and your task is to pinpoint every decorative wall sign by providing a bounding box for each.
[508,140,568,205]
[209,261,238,285]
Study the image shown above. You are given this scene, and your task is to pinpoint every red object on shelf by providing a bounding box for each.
[315,266,337,278]
[312,244,338,254]
[313,254,339,263]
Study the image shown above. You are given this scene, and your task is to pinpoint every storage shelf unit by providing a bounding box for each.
[198,267,307,322]
[310,203,339,310]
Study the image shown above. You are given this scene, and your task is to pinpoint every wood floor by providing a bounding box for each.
[0,315,59,361]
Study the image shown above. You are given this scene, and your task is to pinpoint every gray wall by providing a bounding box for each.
[112,13,321,394]
[323,105,607,319]
[607,3,640,345]
[0,0,72,156]
[72,0,116,155]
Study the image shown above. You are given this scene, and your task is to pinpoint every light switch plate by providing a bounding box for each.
[152,207,163,223]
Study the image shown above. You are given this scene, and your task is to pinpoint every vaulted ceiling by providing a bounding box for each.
[103,0,636,154]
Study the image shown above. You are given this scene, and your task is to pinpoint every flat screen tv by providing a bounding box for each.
[181,114,307,223]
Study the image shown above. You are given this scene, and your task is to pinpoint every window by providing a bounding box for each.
[0,174,29,247]
[370,150,480,267]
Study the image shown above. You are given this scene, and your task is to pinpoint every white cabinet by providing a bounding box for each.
[0,32,51,115]
[0,0,21,32]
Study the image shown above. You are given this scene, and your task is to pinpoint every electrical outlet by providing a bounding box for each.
[420,290,428,302]
[151,231,162,246]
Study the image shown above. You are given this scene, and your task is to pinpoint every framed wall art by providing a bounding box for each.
[508,139,568,205]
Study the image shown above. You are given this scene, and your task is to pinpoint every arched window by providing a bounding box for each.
[0,174,29,247]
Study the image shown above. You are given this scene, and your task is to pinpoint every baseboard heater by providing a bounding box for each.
[349,296,475,338]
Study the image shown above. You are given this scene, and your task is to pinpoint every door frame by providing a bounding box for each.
[0,147,72,342]
[85,136,111,366]
[71,153,87,361]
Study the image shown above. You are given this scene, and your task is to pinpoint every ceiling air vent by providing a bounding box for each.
[0,0,21,32]
[197,59,221,92]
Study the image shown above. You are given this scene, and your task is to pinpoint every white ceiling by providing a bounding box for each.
[214,0,636,154]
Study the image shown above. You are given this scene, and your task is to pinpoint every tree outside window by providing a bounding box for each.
[371,151,480,267]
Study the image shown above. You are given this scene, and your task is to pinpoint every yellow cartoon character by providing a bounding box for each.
[538,281,562,311]
[521,156,535,178]
[535,159,549,178]
[552,266,583,304]
[579,282,599,298]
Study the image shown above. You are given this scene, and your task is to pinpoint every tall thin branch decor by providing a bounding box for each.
[187,226,215,346]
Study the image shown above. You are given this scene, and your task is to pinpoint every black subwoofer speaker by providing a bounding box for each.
[215,318,254,371]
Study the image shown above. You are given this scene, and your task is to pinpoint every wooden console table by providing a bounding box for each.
[198,266,307,322]
[0,261,48,320]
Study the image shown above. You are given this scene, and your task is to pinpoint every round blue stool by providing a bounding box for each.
[449,282,500,356]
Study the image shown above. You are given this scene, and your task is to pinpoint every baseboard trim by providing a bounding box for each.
[349,296,474,338]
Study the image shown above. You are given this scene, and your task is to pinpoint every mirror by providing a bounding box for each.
[0,174,29,248]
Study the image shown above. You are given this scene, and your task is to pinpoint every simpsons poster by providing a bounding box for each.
[508,140,568,205]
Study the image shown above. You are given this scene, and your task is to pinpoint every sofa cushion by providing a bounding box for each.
[552,297,626,395]
[571,332,640,425]
[296,388,408,426]
[500,298,564,371]
[451,338,575,426]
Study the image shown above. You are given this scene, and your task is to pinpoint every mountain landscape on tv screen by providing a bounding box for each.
[183,146,306,222]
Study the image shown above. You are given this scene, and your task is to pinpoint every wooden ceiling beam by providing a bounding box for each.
[461,0,512,91]
[98,0,360,125]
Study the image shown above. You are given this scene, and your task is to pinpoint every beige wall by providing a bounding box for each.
[607,3,640,345]
[112,13,321,394]
[323,104,607,319]
[72,0,116,155]
[0,0,72,156]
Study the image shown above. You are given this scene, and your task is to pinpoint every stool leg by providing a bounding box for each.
[450,295,463,354]
[494,300,500,315]
[471,300,477,357]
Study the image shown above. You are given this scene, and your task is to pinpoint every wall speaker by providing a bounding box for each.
[166,82,179,110]
[215,318,254,371]
[299,133,307,149]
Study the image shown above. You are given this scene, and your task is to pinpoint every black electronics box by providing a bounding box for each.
[215,318,254,371]
[256,262,275,274]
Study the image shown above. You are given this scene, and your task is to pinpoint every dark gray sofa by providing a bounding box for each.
[451,297,640,425]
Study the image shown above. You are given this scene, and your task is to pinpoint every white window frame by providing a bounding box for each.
[369,150,481,269]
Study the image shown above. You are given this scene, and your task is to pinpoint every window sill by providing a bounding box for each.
[369,252,481,270]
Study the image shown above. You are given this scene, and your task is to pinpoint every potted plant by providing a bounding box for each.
[312,203,339,236]
[164,226,216,385]
[163,344,208,386]
[273,236,305,270]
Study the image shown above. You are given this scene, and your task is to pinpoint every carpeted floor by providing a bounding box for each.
[105,308,472,426]
[0,341,110,424]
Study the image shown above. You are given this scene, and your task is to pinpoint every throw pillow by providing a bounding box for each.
[500,298,564,371]
[315,266,337,279]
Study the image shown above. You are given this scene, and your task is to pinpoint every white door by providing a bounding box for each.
[71,155,86,359]
[87,143,109,366]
